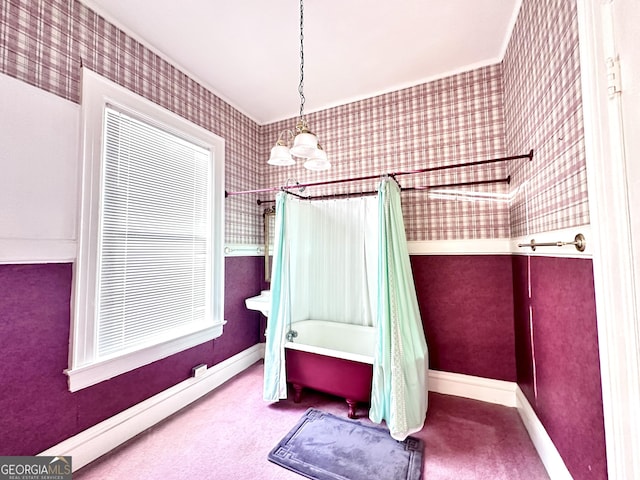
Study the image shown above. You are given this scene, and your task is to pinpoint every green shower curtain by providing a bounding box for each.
[263,181,429,438]
[263,192,289,401]
[369,178,429,440]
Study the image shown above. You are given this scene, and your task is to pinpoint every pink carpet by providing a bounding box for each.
[74,362,549,479]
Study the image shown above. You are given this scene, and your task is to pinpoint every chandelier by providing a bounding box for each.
[267,0,330,171]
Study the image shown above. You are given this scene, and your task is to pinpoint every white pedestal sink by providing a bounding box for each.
[245,290,271,317]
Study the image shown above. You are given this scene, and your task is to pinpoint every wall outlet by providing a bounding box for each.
[191,364,208,378]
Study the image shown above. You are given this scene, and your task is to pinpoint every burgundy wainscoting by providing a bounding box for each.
[512,255,607,480]
[214,255,264,363]
[0,256,264,456]
[0,264,77,456]
[512,255,535,401]
[410,255,516,382]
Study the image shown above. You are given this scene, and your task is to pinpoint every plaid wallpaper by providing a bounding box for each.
[1,0,588,244]
[260,65,510,241]
[503,0,589,237]
[0,0,263,244]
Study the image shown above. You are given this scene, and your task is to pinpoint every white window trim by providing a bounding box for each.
[66,68,225,392]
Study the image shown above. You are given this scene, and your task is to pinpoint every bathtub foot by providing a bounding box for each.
[292,384,303,403]
[346,399,358,419]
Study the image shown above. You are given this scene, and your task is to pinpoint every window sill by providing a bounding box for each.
[65,322,225,392]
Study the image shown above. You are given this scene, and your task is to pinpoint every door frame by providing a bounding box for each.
[576,1,640,478]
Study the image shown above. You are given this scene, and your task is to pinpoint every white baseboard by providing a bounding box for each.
[39,343,265,471]
[43,345,568,479]
[428,369,517,407]
[428,371,571,480]
[516,387,572,480]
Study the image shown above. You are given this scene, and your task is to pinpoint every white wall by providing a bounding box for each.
[0,73,80,263]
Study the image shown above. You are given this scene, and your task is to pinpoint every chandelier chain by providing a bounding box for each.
[268,0,329,170]
[298,0,305,120]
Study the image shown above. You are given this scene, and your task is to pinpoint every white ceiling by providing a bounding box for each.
[80,0,521,125]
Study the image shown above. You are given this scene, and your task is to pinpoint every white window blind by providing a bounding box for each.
[69,69,224,392]
[97,107,212,358]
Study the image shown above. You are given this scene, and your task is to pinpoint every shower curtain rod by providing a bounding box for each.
[225,150,532,198]
[255,176,511,205]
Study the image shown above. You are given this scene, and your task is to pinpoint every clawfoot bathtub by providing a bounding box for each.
[284,320,375,418]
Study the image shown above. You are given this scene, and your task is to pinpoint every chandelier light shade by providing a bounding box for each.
[303,144,330,171]
[267,143,296,166]
[268,0,330,171]
[290,128,318,158]
[267,131,296,166]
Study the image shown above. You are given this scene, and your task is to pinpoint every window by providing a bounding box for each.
[67,69,225,392]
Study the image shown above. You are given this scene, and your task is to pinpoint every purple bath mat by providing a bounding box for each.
[268,408,423,480]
